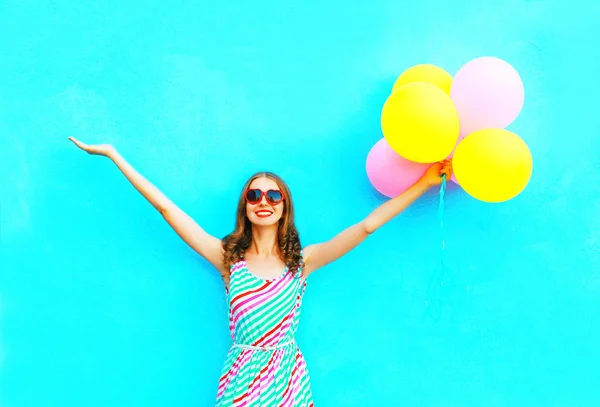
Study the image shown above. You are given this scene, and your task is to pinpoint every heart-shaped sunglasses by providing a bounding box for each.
[245,189,285,205]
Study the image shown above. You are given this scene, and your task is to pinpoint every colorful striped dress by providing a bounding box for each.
[215,254,314,406]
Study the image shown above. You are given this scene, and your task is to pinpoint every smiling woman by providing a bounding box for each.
[67,137,450,406]
[222,172,302,280]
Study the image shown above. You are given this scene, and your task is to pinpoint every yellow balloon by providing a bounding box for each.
[453,128,533,203]
[381,82,459,163]
[392,64,453,95]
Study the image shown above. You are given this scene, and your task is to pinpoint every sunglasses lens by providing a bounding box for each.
[246,189,261,203]
[266,190,283,204]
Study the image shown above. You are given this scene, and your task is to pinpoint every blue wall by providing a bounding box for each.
[2,1,599,406]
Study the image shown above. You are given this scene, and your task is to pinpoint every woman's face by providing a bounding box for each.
[245,177,285,227]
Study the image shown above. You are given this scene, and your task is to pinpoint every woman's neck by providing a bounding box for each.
[248,224,280,258]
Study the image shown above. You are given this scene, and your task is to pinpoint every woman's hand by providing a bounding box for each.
[422,159,453,187]
[68,137,116,158]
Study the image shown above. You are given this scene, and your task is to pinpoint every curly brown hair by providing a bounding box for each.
[222,171,303,277]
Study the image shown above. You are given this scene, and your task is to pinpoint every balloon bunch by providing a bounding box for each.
[366,57,533,203]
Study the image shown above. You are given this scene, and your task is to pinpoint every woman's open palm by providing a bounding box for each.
[68,137,115,157]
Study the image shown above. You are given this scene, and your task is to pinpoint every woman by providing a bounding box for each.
[68,137,451,406]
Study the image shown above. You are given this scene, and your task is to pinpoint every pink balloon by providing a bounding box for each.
[450,56,524,135]
[366,138,430,198]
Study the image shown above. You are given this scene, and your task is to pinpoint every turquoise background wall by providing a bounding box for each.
[1,0,599,406]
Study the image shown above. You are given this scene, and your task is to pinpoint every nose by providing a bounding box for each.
[258,194,269,206]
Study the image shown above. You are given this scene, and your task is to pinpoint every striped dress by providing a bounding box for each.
[215,254,314,406]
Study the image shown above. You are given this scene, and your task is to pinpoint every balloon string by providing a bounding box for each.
[439,174,447,262]
[422,174,448,322]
